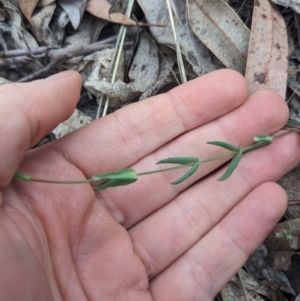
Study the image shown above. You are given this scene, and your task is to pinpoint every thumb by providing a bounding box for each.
[0,71,82,188]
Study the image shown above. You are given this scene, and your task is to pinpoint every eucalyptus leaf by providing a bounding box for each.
[86,0,137,26]
[245,0,288,98]
[92,169,138,190]
[137,0,214,75]
[207,141,240,152]
[57,0,87,30]
[218,150,243,181]
[187,0,249,74]
[30,3,57,46]
[17,0,39,22]
[128,32,160,92]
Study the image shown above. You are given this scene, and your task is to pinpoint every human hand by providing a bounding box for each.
[0,69,299,301]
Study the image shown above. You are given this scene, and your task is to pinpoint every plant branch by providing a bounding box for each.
[14,126,299,189]
[16,37,124,82]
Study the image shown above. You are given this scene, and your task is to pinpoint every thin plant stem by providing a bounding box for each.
[139,129,296,179]
[241,140,269,153]
[201,152,235,163]
[272,130,297,139]
[15,128,297,186]
[28,178,94,184]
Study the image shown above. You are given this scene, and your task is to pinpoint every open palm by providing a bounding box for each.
[0,70,299,301]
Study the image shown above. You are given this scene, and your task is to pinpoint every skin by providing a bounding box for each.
[0,69,299,301]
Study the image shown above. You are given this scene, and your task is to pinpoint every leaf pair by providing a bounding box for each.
[274,219,300,250]
[207,135,274,181]
[92,169,138,190]
[284,119,300,129]
[157,157,200,184]
[207,141,243,181]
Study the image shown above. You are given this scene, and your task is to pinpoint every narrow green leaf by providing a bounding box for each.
[172,160,200,184]
[218,150,243,181]
[94,178,137,190]
[157,157,199,165]
[92,169,138,190]
[92,169,137,182]
[14,172,31,182]
[156,157,201,185]
[253,135,273,144]
[207,141,240,152]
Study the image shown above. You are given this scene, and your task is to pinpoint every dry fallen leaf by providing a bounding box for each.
[270,251,293,271]
[245,244,296,296]
[57,0,87,30]
[137,0,214,75]
[128,32,160,92]
[17,0,39,22]
[86,0,137,26]
[245,0,288,98]
[221,270,269,301]
[272,0,300,13]
[30,3,57,46]
[37,0,56,7]
[53,109,93,138]
[187,0,249,74]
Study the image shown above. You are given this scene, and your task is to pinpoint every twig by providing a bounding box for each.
[99,0,136,118]
[15,127,297,189]
[288,200,300,205]
[237,0,247,14]
[0,56,36,69]
[18,37,119,82]
[165,0,187,83]
[0,46,58,58]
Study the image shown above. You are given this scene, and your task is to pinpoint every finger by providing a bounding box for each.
[129,132,300,279]
[0,210,54,300]
[51,70,246,224]
[53,69,247,176]
[149,182,287,300]
[0,71,81,187]
[97,89,289,227]
[13,151,151,300]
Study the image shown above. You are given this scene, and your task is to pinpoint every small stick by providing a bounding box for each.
[18,38,119,82]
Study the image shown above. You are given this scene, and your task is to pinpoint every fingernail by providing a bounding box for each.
[46,70,73,80]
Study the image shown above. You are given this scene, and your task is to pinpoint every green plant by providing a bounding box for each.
[15,121,300,190]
